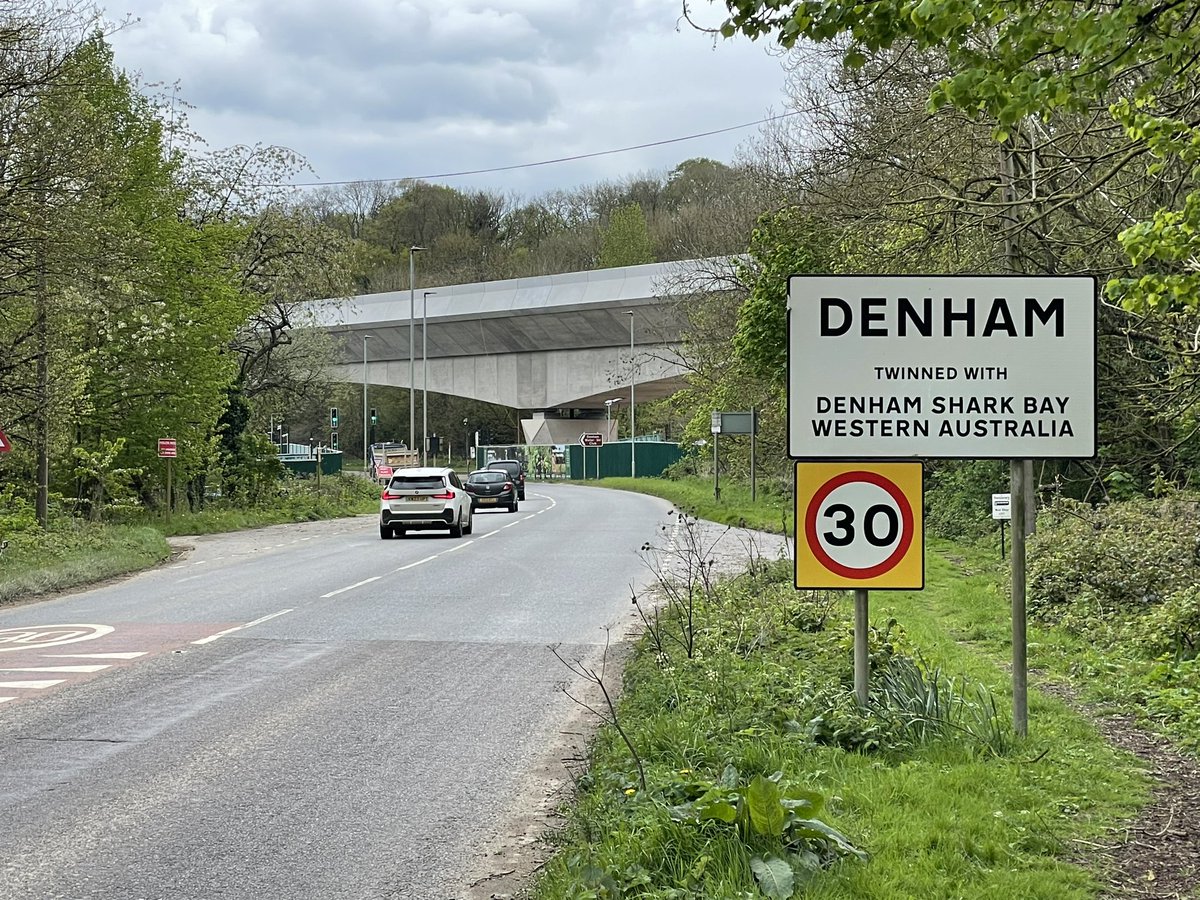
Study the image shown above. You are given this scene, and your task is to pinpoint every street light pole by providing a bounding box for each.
[605,397,623,442]
[408,245,427,454]
[362,334,371,470]
[626,310,636,478]
[422,290,437,466]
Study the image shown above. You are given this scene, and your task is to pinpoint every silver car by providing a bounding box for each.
[379,467,473,539]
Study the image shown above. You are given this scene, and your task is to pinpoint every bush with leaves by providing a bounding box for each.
[0,484,39,537]
[924,460,1009,541]
[1026,495,1200,630]
[1125,584,1200,661]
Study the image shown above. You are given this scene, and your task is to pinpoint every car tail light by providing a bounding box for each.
[381,489,402,500]
[504,482,513,490]
[432,489,455,500]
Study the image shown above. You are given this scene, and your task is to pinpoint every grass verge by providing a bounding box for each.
[530,512,1147,898]
[0,523,171,606]
[0,474,379,605]
[595,475,793,534]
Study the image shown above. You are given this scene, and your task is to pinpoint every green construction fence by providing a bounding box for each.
[566,440,682,480]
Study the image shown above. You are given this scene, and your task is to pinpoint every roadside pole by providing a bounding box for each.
[713,432,720,500]
[1011,459,1028,736]
[854,588,869,705]
[751,407,757,503]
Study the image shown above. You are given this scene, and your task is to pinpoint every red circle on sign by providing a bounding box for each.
[804,471,915,579]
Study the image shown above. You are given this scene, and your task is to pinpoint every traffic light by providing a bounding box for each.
[370,408,378,425]
[330,407,339,428]
[330,432,339,450]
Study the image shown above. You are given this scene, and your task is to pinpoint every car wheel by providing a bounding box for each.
[509,501,518,513]
[463,510,473,535]
[449,513,464,538]
[379,523,393,540]
[519,489,526,501]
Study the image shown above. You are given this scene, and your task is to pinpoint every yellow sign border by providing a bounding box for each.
[794,461,924,590]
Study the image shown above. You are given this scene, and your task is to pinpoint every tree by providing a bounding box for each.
[712,0,1200,311]
[599,202,656,268]
[733,208,832,390]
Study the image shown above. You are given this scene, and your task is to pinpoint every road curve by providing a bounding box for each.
[0,483,680,899]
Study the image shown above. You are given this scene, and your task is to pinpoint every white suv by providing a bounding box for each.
[379,467,473,539]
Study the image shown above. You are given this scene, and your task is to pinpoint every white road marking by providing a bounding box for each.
[0,624,115,653]
[316,492,555,593]
[396,555,439,571]
[0,665,110,673]
[320,576,382,599]
[0,680,66,689]
[0,697,16,704]
[44,652,147,660]
[192,608,294,646]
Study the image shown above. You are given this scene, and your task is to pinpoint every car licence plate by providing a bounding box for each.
[480,497,496,504]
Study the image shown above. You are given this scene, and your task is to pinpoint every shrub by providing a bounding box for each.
[924,459,1008,541]
[1026,495,1200,630]
[1125,584,1200,661]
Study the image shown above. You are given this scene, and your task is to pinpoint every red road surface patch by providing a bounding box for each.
[0,622,234,708]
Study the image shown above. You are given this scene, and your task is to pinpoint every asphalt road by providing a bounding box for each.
[0,482,678,899]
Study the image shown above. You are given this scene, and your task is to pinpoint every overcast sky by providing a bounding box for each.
[102,0,790,200]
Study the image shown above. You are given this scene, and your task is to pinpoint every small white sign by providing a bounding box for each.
[991,493,1012,520]
[788,275,1096,459]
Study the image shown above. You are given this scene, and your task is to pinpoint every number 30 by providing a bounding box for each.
[822,503,899,547]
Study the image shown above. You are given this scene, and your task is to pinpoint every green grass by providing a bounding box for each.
[597,475,794,534]
[0,523,171,606]
[529,493,1148,899]
[0,474,379,606]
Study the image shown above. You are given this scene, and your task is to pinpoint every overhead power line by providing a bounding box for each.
[288,111,802,187]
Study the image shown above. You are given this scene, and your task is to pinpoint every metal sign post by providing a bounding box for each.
[580,433,603,479]
[796,462,924,705]
[158,438,177,520]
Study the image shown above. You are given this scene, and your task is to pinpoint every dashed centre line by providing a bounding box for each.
[191,608,294,646]
[320,576,382,599]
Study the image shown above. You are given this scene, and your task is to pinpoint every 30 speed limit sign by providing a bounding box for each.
[795,462,924,589]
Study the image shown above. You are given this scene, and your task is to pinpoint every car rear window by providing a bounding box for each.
[390,476,445,490]
[488,461,522,474]
[469,471,507,483]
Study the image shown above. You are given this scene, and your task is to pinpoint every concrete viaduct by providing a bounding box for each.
[320,259,730,446]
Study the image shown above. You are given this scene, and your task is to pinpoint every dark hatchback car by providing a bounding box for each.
[485,459,526,500]
[464,469,518,512]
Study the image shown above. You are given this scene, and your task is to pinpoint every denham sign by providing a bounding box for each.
[788,275,1097,459]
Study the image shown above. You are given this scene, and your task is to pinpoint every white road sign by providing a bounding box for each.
[991,493,1012,520]
[788,275,1096,459]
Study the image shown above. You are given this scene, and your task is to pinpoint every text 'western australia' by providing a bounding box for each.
[812,395,1074,439]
